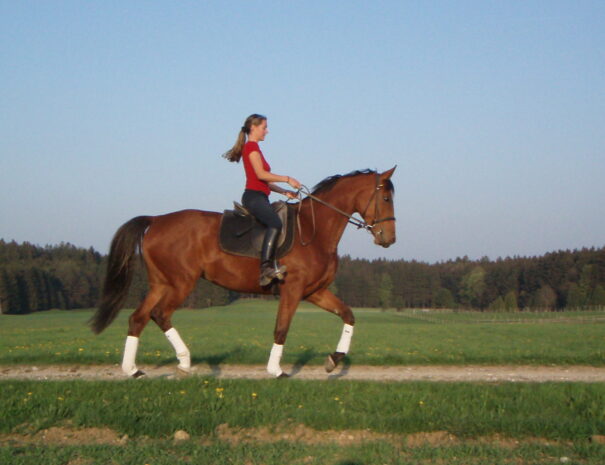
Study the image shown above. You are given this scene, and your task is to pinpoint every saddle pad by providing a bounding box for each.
[219,201,296,259]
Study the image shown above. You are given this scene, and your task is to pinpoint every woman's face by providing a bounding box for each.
[249,120,268,142]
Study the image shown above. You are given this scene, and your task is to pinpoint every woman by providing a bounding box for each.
[223,114,301,286]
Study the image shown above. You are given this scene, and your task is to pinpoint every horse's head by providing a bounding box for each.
[358,167,397,248]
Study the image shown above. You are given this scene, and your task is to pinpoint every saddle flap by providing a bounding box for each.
[219,201,295,260]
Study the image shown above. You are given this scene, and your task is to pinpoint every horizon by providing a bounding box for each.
[2,236,602,266]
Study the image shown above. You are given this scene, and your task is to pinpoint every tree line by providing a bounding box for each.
[335,249,605,311]
[1,239,604,314]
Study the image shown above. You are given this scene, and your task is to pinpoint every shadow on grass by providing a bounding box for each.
[328,356,352,380]
[289,348,320,376]
[155,349,246,376]
[192,349,248,376]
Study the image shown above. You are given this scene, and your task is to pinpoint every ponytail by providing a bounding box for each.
[222,129,247,163]
[222,113,266,163]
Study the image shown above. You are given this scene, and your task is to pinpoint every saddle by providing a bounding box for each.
[219,201,296,259]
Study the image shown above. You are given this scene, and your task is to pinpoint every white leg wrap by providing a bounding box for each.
[165,327,191,371]
[267,343,284,377]
[122,336,139,376]
[336,324,354,354]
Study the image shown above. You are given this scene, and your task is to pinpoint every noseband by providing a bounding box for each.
[295,173,396,245]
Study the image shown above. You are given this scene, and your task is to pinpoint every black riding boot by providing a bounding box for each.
[259,227,287,286]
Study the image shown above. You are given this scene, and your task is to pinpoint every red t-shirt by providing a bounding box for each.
[242,141,271,195]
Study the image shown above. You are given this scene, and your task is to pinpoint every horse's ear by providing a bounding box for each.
[381,165,397,179]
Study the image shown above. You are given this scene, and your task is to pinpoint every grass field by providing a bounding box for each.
[4,378,605,438]
[3,301,605,464]
[6,441,605,465]
[1,299,604,366]
[2,378,605,464]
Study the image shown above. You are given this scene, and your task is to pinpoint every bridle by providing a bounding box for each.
[360,172,397,232]
[295,172,396,245]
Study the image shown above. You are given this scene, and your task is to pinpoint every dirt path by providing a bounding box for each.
[2,364,605,382]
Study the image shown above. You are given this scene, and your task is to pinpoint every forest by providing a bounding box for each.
[1,239,604,314]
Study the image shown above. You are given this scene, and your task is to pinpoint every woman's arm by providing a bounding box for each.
[269,183,287,194]
[249,151,301,189]
[270,183,298,199]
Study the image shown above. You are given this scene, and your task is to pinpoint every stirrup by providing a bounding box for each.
[259,263,287,286]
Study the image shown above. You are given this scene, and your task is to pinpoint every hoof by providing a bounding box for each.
[277,372,290,379]
[132,370,146,379]
[325,352,345,373]
[176,367,191,378]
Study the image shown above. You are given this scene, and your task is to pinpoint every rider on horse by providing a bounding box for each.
[223,114,301,286]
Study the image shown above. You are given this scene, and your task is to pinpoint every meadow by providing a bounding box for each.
[1,299,604,367]
[2,300,605,464]
[2,377,605,464]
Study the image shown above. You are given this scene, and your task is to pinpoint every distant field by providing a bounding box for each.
[398,308,605,323]
[1,300,604,366]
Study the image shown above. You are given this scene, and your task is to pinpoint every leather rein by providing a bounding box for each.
[294,173,396,246]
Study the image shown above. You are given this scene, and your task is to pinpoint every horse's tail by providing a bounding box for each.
[90,216,152,334]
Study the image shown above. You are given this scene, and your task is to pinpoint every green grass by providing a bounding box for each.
[397,308,605,323]
[2,378,605,464]
[1,300,604,366]
[3,442,605,465]
[4,301,605,463]
[2,378,605,439]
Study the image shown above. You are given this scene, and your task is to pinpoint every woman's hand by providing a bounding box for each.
[285,190,298,200]
[286,176,301,190]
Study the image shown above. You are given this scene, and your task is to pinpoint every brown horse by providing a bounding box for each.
[90,167,396,378]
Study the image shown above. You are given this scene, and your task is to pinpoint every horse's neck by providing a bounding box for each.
[303,180,364,253]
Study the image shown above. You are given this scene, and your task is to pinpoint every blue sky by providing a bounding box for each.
[1,1,603,263]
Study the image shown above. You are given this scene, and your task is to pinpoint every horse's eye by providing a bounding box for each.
[383,197,390,202]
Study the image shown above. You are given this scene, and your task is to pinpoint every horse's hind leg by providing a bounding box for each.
[305,288,355,373]
[122,286,164,377]
[150,282,196,376]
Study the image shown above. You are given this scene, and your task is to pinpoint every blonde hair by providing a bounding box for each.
[222,114,267,163]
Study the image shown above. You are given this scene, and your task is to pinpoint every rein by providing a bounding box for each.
[293,173,396,246]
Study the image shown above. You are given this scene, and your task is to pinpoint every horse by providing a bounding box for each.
[89,167,397,378]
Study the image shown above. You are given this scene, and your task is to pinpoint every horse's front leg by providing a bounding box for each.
[305,288,355,373]
[267,285,304,378]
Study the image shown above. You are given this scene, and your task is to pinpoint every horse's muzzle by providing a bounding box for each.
[373,230,396,248]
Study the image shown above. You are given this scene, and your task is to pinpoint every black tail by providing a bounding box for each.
[90,216,152,334]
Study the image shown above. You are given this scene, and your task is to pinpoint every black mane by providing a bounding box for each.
[311,169,394,195]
